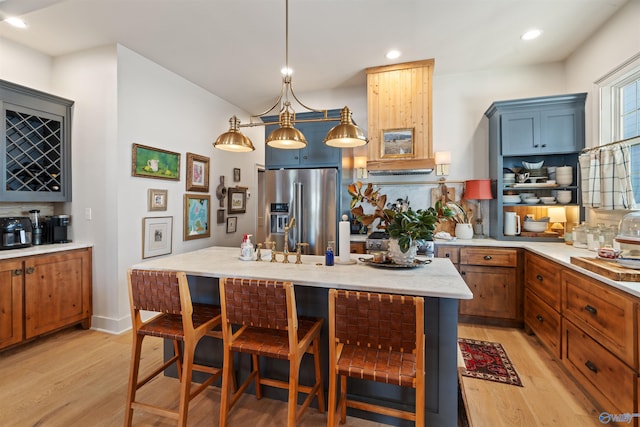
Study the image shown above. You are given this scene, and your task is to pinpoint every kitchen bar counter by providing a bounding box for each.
[0,242,93,259]
[133,246,472,299]
[133,246,470,427]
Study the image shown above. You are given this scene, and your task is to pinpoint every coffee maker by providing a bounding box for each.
[0,217,33,249]
[43,215,71,244]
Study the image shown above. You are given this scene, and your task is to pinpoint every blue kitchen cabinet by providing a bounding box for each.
[499,94,586,156]
[486,93,587,241]
[1,79,73,202]
[265,109,342,169]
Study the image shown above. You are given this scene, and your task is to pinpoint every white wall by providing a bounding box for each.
[0,37,52,92]
[52,45,119,330]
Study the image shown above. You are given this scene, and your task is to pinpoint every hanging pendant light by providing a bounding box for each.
[213,0,367,152]
[266,111,307,149]
[213,116,255,152]
[324,107,367,147]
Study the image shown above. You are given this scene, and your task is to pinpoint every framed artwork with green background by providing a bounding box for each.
[132,143,180,180]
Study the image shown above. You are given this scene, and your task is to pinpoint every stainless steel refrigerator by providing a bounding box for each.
[259,168,337,255]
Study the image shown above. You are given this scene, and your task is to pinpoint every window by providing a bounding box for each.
[598,53,640,202]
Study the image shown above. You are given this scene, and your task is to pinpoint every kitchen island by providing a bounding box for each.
[133,246,472,426]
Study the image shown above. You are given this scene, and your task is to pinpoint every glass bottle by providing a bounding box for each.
[325,240,335,266]
[572,223,588,249]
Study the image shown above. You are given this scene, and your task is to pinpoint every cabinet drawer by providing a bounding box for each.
[525,289,561,359]
[525,253,561,311]
[562,269,636,368]
[460,247,517,267]
[436,246,459,264]
[349,241,366,254]
[563,319,636,414]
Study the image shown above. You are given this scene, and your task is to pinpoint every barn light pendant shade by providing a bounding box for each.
[213,0,367,152]
[213,116,255,152]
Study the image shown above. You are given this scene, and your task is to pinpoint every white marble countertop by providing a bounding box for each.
[0,242,93,259]
[436,238,640,299]
[133,246,473,300]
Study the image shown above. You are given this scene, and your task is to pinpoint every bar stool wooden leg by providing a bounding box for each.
[124,333,144,427]
[253,354,262,399]
[312,339,325,412]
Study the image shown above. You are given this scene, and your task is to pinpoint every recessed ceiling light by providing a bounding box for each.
[386,50,401,60]
[4,17,27,29]
[521,29,542,41]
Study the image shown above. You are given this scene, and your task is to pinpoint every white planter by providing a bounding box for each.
[455,223,474,240]
[387,238,418,265]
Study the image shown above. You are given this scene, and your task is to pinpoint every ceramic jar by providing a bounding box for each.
[455,223,474,240]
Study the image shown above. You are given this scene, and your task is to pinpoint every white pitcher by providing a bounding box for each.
[504,212,520,236]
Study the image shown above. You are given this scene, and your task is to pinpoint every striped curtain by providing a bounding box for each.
[579,144,636,210]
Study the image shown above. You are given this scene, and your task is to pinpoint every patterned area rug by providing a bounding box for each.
[458,338,523,387]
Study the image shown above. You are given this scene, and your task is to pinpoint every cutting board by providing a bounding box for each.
[570,256,640,282]
[431,186,456,235]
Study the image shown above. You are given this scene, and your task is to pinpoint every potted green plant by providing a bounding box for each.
[349,182,452,263]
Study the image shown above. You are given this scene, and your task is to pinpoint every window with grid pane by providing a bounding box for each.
[599,55,640,203]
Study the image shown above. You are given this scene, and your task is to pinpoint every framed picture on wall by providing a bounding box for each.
[148,188,168,211]
[227,187,247,214]
[226,216,237,233]
[183,194,211,240]
[142,216,173,258]
[131,143,180,180]
[186,152,210,192]
[381,128,414,159]
[233,167,241,182]
[217,209,225,224]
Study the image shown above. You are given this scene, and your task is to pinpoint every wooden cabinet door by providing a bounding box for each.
[24,249,92,338]
[0,259,24,349]
[459,265,518,320]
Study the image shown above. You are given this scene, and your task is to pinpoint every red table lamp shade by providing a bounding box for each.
[464,179,493,200]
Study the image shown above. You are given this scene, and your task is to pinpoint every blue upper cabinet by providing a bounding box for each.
[265,109,342,169]
[1,80,74,202]
[491,93,586,156]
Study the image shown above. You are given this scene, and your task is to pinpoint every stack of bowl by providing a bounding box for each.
[503,173,515,185]
[556,166,573,186]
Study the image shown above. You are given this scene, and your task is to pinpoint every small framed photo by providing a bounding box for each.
[226,216,237,233]
[132,143,180,180]
[233,167,241,182]
[227,187,247,214]
[142,216,173,259]
[184,194,211,240]
[186,152,210,192]
[217,209,225,224]
[381,128,415,159]
[148,188,168,211]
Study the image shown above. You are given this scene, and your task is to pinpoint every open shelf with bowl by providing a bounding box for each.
[485,93,586,241]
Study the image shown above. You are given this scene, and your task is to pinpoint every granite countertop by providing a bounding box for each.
[133,246,473,300]
[0,242,93,259]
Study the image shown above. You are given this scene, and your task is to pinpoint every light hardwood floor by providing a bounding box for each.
[458,323,602,427]
[0,324,603,426]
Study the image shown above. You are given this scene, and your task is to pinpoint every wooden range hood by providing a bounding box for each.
[365,59,435,174]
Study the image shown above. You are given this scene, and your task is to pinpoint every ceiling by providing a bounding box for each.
[0,0,630,114]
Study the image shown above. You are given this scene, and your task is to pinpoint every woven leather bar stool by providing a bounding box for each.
[327,289,425,426]
[124,269,223,427]
[218,277,325,426]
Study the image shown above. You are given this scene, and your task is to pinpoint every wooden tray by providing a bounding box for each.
[570,256,640,282]
[520,231,559,238]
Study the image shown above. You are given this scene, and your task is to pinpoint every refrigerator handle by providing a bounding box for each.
[294,181,303,249]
